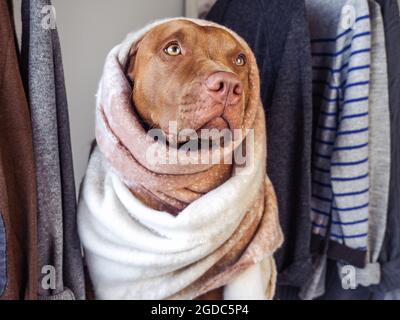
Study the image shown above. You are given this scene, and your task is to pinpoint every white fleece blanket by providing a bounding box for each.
[79,142,276,299]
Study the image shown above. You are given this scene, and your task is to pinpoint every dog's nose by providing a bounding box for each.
[205,71,243,105]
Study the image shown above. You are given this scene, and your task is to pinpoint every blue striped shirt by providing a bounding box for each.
[309,2,371,252]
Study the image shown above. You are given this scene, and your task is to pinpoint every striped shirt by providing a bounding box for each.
[307,0,371,260]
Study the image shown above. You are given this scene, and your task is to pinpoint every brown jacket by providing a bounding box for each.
[0,0,38,300]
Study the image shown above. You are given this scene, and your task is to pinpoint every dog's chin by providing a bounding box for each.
[153,98,243,147]
[156,116,231,149]
[199,116,229,131]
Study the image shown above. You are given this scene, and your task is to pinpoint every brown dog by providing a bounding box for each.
[83,20,281,300]
[123,22,252,299]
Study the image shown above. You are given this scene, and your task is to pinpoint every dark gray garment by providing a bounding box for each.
[374,0,400,300]
[381,289,400,300]
[274,285,301,300]
[20,0,85,299]
[277,259,373,300]
[207,0,314,288]
[276,260,377,300]
[370,0,400,294]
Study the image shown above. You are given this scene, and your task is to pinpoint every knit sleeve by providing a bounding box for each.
[329,7,371,253]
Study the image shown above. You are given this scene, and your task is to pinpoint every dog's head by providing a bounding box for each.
[126,20,250,142]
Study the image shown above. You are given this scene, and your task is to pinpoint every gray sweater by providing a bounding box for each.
[355,0,390,287]
[20,0,85,300]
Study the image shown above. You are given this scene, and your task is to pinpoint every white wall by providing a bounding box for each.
[15,0,185,190]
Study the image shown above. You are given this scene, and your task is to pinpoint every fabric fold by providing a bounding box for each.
[20,0,85,300]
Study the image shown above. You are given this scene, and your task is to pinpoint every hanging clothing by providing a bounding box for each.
[376,0,400,300]
[306,0,371,267]
[370,0,400,295]
[207,0,314,288]
[20,0,85,300]
[300,0,371,300]
[310,1,391,298]
[0,0,38,300]
[353,0,390,288]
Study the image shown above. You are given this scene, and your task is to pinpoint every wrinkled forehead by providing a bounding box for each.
[139,20,245,53]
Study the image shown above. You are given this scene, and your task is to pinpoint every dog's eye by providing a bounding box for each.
[164,42,182,56]
[234,54,246,66]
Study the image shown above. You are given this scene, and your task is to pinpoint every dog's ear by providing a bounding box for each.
[126,41,140,84]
